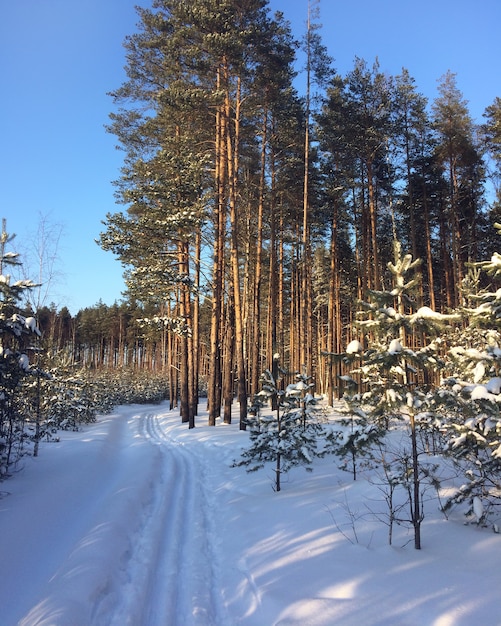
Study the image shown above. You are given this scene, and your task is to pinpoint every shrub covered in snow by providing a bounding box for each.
[35,366,169,437]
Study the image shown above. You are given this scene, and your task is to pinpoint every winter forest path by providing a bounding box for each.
[0,405,234,626]
[109,410,228,626]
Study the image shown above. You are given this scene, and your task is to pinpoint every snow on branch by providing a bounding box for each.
[137,315,192,337]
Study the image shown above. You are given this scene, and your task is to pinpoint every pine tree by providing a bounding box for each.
[0,222,41,473]
[393,69,441,309]
[432,230,501,521]
[102,0,301,429]
[101,1,213,425]
[482,96,501,209]
[346,242,457,548]
[298,0,334,376]
[234,363,324,492]
[432,71,485,307]
[326,390,384,482]
[343,58,394,293]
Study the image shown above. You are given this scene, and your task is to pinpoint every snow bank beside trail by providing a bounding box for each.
[19,454,159,626]
[1,407,162,626]
[153,409,501,626]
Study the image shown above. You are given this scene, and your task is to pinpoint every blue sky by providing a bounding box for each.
[1,0,499,315]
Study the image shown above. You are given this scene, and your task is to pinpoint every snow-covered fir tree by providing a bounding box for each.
[234,364,325,492]
[0,224,41,473]
[430,235,501,523]
[324,360,385,481]
[343,242,458,548]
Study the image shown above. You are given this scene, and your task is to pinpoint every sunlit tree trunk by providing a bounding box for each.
[250,111,267,397]
[225,72,248,429]
[191,229,201,418]
[208,67,226,426]
[327,197,342,404]
[301,4,313,376]
[223,295,235,425]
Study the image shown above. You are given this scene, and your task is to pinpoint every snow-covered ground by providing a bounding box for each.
[1,403,500,626]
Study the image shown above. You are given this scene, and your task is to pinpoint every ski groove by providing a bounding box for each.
[108,409,226,626]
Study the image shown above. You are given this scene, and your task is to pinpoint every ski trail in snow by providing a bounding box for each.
[107,409,228,626]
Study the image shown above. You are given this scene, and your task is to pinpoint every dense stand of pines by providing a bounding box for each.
[32,1,501,426]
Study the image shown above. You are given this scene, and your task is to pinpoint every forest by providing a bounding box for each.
[2,0,501,535]
[97,0,501,426]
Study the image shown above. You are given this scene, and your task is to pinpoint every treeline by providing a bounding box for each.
[0,232,177,473]
[0,229,173,474]
[36,300,212,395]
[95,0,501,427]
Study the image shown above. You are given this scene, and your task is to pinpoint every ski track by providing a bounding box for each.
[104,409,228,626]
[9,406,230,626]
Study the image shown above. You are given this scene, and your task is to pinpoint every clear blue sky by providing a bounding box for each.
[1,0,499,315]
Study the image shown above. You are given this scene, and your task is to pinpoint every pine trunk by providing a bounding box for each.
[225,73,248,430]
[208,68,226,425]
[250,111,267,397]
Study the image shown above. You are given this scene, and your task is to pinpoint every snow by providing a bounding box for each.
[470,384,492,401]
[486,377,501,394]
[1,402,501,626]
[18,354,30,371]
[473,361,486,383]
[346,339,363,354]
[285,382,307,396]
[388,338,403,354]
[24,316,41,336]
[413,306,436,318]
[473,496,484,523]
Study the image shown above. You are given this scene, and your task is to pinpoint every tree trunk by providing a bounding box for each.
[225,73,248,430]
[208,67,226,425]
[302,6,312,376]
[223,296,235,425]
[367,160,380,291]
[410,411,422,550]
[250,110,267,397]
[421,178,436,310]
[327,197,341,404]
[177,241,192,425]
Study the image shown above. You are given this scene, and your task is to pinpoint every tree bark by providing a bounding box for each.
[225,72,248,429]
